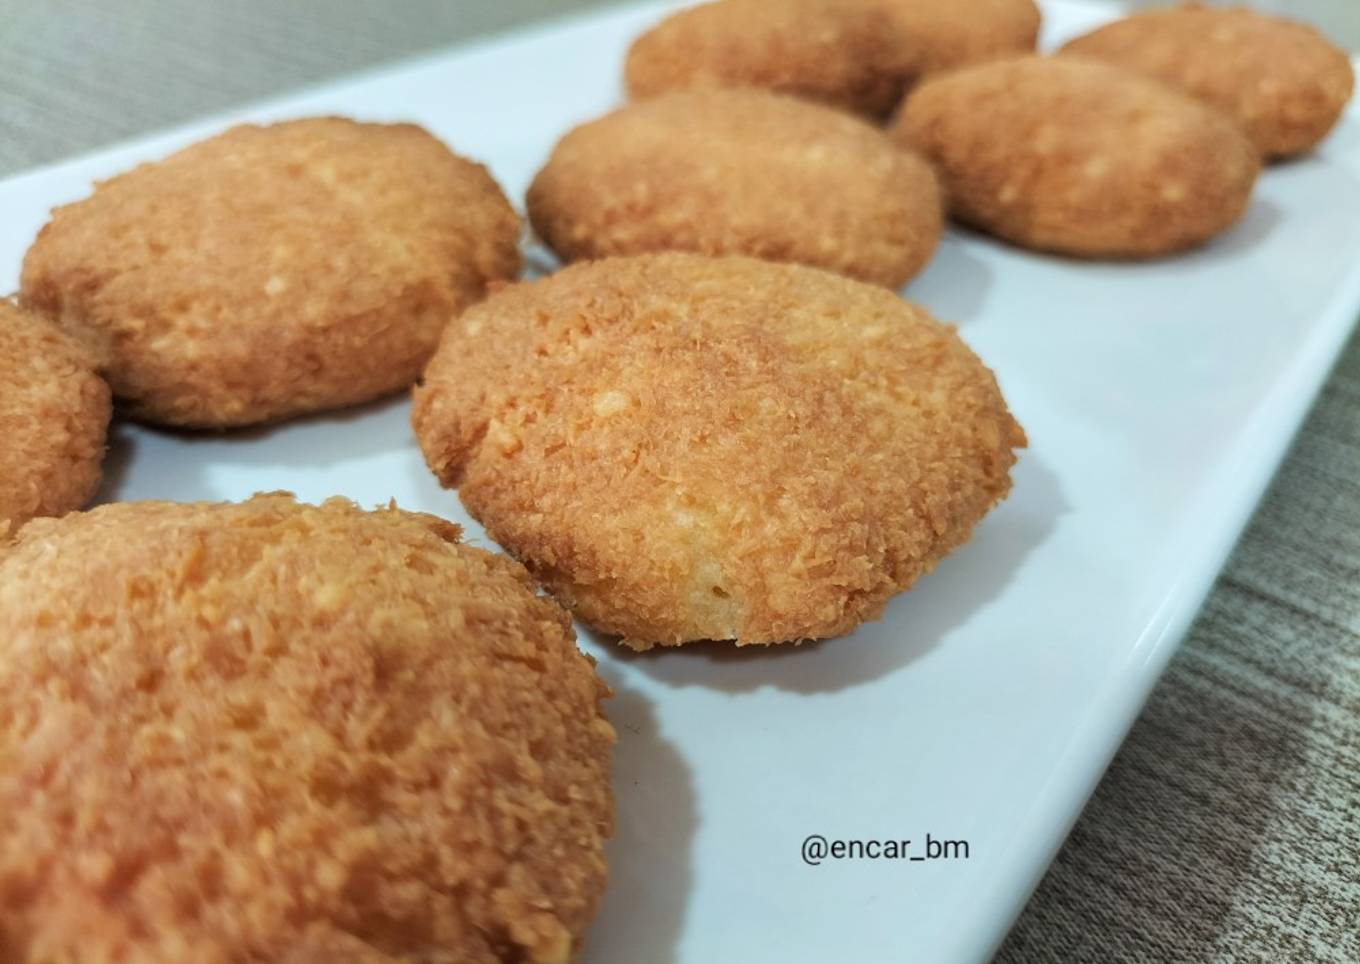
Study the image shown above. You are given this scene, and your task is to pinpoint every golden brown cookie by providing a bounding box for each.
[893,56,1260,258]
[624,0,916,117]
[20,117,520,428]
[870,0,1040,75]
[413,254,1025,649]
[0,493,614,964]
[1061,5,1355,159]
[527,89,942,288]
[0,300,110,533]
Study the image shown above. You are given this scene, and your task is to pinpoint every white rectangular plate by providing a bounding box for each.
[2,1,1358,960]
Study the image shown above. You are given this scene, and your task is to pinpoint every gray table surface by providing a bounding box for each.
[1,1,1356,961]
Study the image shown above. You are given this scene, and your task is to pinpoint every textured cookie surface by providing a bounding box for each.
[624,0,915,117]
[1061,5,1355,159]
[0,300,110,533]
[893,56,1260,258]
[0,494,614,964]
[528,90,941,288]
[871,0,1040,75]
[413,254,1025,649]
[20,117,521,428]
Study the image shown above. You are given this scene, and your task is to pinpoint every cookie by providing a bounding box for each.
[624,0,915,117]
[0,299,110,533]
[528,89,942,287]
[413,253,1025,649]
[20,117,520,428]
[893,56,1260,258]
[0,494,614,964]
[1061,5,1355,159]
[872,0,1040,75]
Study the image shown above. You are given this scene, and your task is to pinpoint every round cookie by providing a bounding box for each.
[20,117,521,428]
[527,90,942,288]
[413,253,1025,649]
[1061,6,1355,160]
[0,300,110,533]
[893,56,1260,258]
[0,494,614,964]
[870,0,1040,75]
[624,0,916,117]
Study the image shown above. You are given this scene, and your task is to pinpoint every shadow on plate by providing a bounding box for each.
[524,230,996,325]
[906,232,996,324]
[599,451,1068,695]
[1267,117,1359,171]
[96,393,415,503]
[581,675,696,964]
[141,391,413,467]
[935,193,1285,274]
[522,236,561,280]
[92,419,138,505]
[1191,195,1282,264]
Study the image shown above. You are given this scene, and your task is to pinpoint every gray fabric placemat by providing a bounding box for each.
[1,1,1355,960]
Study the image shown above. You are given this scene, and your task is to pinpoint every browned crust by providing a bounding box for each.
[893,56,1260,258]
[873,0,1040,75]
[19,117,521,428]
[0,494,614,964]
[527,89,941,288]
[0,300,110,533]
[1061,5,1355,159]
[412,253,1025,649]
[624,0,918,117]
